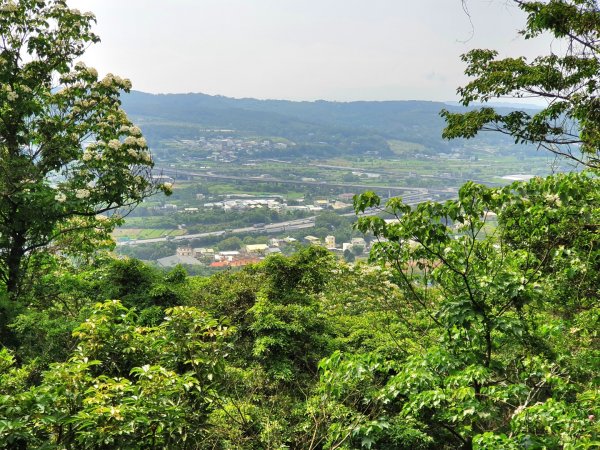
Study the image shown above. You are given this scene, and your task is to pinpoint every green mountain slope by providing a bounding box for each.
[121,91,536,158]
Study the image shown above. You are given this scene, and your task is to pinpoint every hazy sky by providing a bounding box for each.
[68,0,555,102]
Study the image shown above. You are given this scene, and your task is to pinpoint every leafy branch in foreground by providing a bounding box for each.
[319,172,600,449]
[443,0,600,168]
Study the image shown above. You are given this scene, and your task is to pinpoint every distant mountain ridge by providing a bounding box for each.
[121,91,533,157]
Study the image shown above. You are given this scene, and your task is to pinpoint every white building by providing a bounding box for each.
[325,235,336,249]
[245,244,269,254]
[176,246,193,257]
[193,248,215,258]
[304,236,321,245]
[351,237,367,247]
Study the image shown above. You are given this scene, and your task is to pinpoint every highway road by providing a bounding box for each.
[117,191,447,247]
[117,217,318,247]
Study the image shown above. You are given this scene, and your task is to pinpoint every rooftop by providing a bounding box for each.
[156,255,202,268]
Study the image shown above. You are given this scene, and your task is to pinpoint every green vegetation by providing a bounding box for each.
[0,1,599,449]
[113,228,185,240]
[0,0,170,295]
[2,174,599,448]
[352,172,599,448]
[442,0,600,170]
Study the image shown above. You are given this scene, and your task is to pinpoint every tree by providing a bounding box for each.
[0,0,170,295]
[328,3,600,446]
[0,301,234,448]
[343,248,355,263]
[443,0,600,169]
[343,176,600,448]
[217,236,243,251]
[250,247,336,382]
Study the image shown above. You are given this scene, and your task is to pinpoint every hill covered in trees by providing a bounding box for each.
[122,91,537,158]
[2,174,599,448]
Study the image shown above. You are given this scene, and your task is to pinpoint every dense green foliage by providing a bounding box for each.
[0,0,599,449]
[351,172,599,448]
[1,172,599,448]
[0,0,169,295]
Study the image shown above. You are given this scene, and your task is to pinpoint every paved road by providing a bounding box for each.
[117,191,446,247]
[117,217,317,247]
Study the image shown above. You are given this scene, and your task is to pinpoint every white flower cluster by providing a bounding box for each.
[0,1,18,12]
[3,85,18,101]
[55,192,67,203]
[100,73,133,90]
[60,73,77,84]
[75,189,90,199]
[129,126,142,136]
[82,150,93,161]
[74,98,96,109]
[108,139,121,150]
[382,280,398,290]
[100,73,116,87]
[89,143,106,160]
[544,193,562,207]
[74,63,98,79]
[126,148,152,163]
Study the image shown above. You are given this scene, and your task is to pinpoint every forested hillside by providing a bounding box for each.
[0,1,598,449]
[122,91,538,158]
[1,176,599,448]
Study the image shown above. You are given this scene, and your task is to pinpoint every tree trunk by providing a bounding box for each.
[6,233,25,297]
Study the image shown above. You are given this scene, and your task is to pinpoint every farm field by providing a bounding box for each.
[113,228,186,240]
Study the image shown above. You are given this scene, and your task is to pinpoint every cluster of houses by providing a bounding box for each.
[151,193,356,214]
[167,137,292,163]
[302,235,368,254]
[155,238,292,269]
[202,196,351,213]
[155,235,370,269]
[203,196,285,212]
